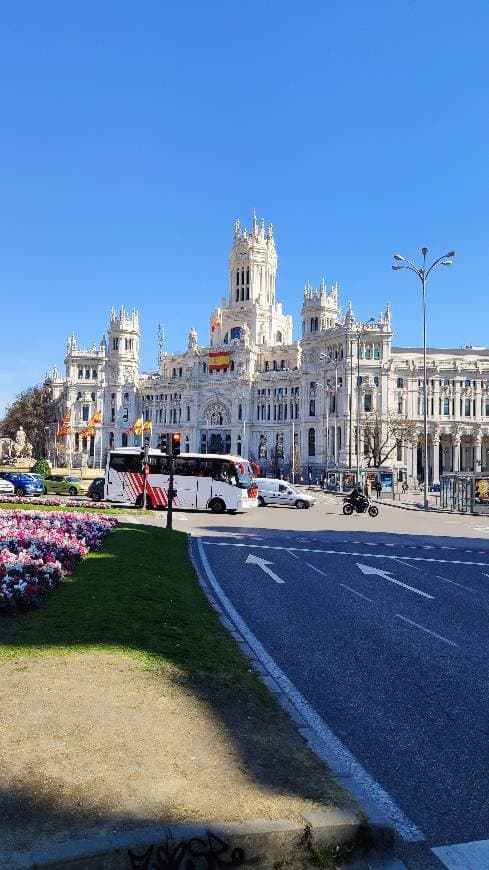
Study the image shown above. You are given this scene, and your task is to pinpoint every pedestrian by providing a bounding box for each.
[402,481,408,494]
[375,480,382,499]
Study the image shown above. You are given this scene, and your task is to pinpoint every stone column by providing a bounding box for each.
[432,434,440,484]
[452,435,461,472]
[475,437,482,473]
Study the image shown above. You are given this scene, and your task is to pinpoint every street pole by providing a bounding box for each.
[356,330,361,484]
[325,388,329,476]
[348,337,353,470]
[166,455,175,530]
[393,247,455,511]
[421,252,428,513]
[292,418,295,485]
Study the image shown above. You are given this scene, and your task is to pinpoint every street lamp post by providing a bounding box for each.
[392,248,455,511]
[354,319,375,484]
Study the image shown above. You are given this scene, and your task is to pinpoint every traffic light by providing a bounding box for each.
[158,434,168,453]
[172,432,181,457]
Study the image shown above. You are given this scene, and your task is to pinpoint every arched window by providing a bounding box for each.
[238,403,242,421]
[230,360,235,371]
[223,332,229,344]
[74,432,79,451]
[230,326,241,341]
[308,428,316,456]
[265,361,269,371]
[397,377,404,388]
[122,432,128,447]
[273,360,278,371]
[187,406,190,422]
[310,317,314,332]
[276,330,282,344]
[364,394,372,412]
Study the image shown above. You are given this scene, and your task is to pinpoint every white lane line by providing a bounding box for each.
[196,538,424,842]
[395,614,458,647]
[341,583,373,602]
[432,838,489,868]
[287,549,299,559]
[483,573,489,579]
[306,562,328,577]
[436,575,478,593]
[392,558,421,571]
[202,541,489,567]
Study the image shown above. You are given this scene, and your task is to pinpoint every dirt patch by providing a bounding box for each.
[0,652,357,861]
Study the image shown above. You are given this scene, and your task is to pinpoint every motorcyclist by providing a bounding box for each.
[349,482,364,511]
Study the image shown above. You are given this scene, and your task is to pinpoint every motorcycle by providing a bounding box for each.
[342,494,379,518]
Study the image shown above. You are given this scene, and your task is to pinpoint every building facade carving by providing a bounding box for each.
[50,217,489,481]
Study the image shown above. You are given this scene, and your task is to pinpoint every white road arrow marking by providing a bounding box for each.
[246,554,284,584]
[356,563,434,599]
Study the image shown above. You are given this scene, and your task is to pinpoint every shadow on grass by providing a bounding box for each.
[0,523,355,853]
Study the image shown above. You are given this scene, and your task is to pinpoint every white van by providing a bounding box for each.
[256,478,315,509]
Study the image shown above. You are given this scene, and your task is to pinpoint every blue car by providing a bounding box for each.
[0,472,44,497]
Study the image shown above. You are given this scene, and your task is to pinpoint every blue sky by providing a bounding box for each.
[1,0,488,414]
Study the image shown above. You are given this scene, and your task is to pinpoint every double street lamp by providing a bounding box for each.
[353,318,375,483]
[392,247,455,510]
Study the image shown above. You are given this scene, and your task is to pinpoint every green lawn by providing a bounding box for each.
[0,523,262,694]
[0,502,142,515]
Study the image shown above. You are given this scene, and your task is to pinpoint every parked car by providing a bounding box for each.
[44,475,90,496]
[256,478,315,509]
[27,473,46,490]
[0,477,15,494]
[87,478,105,501]
[0,471,44,497]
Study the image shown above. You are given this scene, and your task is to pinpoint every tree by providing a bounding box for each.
[362,414,418,467]
[0,379,56,458]
[31,458,51,477]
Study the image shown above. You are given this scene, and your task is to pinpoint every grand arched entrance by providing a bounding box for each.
[200,401,231,454]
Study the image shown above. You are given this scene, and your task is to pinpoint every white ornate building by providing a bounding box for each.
[50,216,489,483]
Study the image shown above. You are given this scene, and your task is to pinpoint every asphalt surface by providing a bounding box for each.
[192,493,489,860]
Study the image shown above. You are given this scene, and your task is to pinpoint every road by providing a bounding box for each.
[187,493,489,867]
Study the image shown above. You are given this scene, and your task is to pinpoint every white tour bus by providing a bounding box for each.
[105,448,258,513]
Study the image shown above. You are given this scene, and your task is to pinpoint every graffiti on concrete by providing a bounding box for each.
[128,831,254,870]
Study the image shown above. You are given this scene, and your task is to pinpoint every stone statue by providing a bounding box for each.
[13,427,33,458]
[188,327,198,350]
[242,323,251,348]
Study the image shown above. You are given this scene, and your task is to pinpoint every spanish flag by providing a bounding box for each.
[88,410,102,426]
[126,417,143,436]
[142,420,152,431]
[209,350,230,371]
[79,426,96,438]
[56,409,72,437]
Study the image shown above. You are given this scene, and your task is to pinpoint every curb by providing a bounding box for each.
[6,814,386,870]
[187,536,399,861]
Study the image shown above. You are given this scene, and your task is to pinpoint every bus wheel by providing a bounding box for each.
[209,498,226,514]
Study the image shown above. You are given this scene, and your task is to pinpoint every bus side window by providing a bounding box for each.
[109,454,142,472]
[174,457,197,476]
[150,455,170,474]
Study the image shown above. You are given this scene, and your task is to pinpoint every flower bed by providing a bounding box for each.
[0,494,111,508]
[0,510,117,610]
